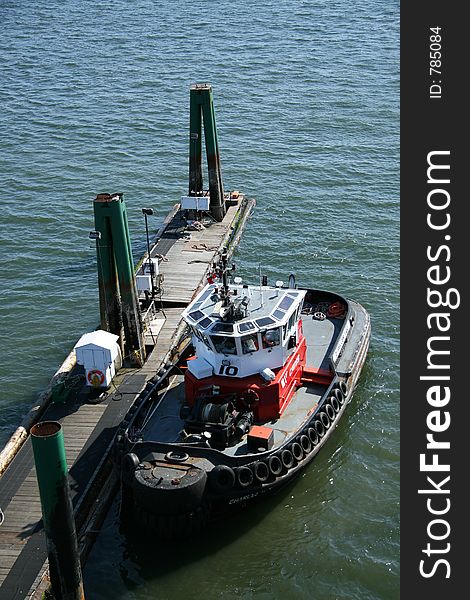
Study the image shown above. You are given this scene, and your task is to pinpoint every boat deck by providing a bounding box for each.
[140,311,341,457]
[141,374,327,457]
[302,312,344,372]
[0,198,254,600]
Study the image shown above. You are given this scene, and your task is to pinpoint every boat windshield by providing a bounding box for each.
[241,333,259,354]
[261,328,281,349]
[210,335,237,355]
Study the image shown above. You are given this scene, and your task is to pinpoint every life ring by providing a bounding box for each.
[87,369,105,387]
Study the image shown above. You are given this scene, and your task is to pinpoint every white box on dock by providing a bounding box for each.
[136,274,152,292]
[180,195,210,211]
[136,258,159,292]
[142,258,159,276]
[74,330,120,388]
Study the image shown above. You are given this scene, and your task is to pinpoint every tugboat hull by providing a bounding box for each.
[115,289,371,537]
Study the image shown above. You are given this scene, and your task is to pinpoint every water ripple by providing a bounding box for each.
[1,1,399,598]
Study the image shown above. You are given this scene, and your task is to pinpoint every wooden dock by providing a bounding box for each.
[0,195,254,600]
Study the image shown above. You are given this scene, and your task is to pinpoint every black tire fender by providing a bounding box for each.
[268,454,283,477]
[281,448,294,470]
[319,411,330,430]
[330,395,340,413]
[299,434,312,454]
[210,465,236,493]
[236,465,254,488]
[291,442,304,462]
[315,418,325,438]
[308,427,319,445]
[325,403,336,422]
[253,461,270,483]
[334,387,345,405]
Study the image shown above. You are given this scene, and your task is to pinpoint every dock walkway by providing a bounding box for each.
[0,197,254,599]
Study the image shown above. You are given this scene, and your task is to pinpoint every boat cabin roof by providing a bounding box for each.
[182,282,306,337]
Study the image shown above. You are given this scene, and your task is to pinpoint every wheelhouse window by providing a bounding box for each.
[288,311,296,332]
[210,335,237,355]
[199,317,212,329]
[279,296,295,311]
[261,328,281,349]
[241,333,259,354]
[211,322,234,333]
[255,316,275,327]
[239,321,255,333]
[188,310,205,322]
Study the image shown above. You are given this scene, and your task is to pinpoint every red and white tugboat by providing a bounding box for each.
[116,250,370,537]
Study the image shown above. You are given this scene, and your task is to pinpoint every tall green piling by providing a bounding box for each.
[189,84,226,221]
[31,421,85,600]
[93,193,146,366]
[93,193,122,339]
[189,86,203,198]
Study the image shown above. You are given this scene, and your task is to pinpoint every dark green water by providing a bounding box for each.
[1,1,399,598]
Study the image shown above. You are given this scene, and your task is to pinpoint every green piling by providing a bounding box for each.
[189,84,226,221]
[93,193,146,366]
[92,194,122,338]
[31,421,85,600]
[189,86,203,196]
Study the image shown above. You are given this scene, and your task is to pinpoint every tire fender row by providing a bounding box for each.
[209,380,349,494]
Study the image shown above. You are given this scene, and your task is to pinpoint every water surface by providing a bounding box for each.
[0,1,399,598]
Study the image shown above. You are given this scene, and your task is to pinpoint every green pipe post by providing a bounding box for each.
[189,84,226,221]
[201,86,226,221]
[93,193,146,366]
[108,194,146,365]
[93,194,122,339]
[189,85,203,195]
[31,421,85,600]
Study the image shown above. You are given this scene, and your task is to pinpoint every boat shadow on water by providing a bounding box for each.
[117,475,310,582]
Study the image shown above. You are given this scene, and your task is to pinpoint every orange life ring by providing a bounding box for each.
[87,369,105,387]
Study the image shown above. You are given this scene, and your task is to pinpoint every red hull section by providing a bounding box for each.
[185,334,307,421]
